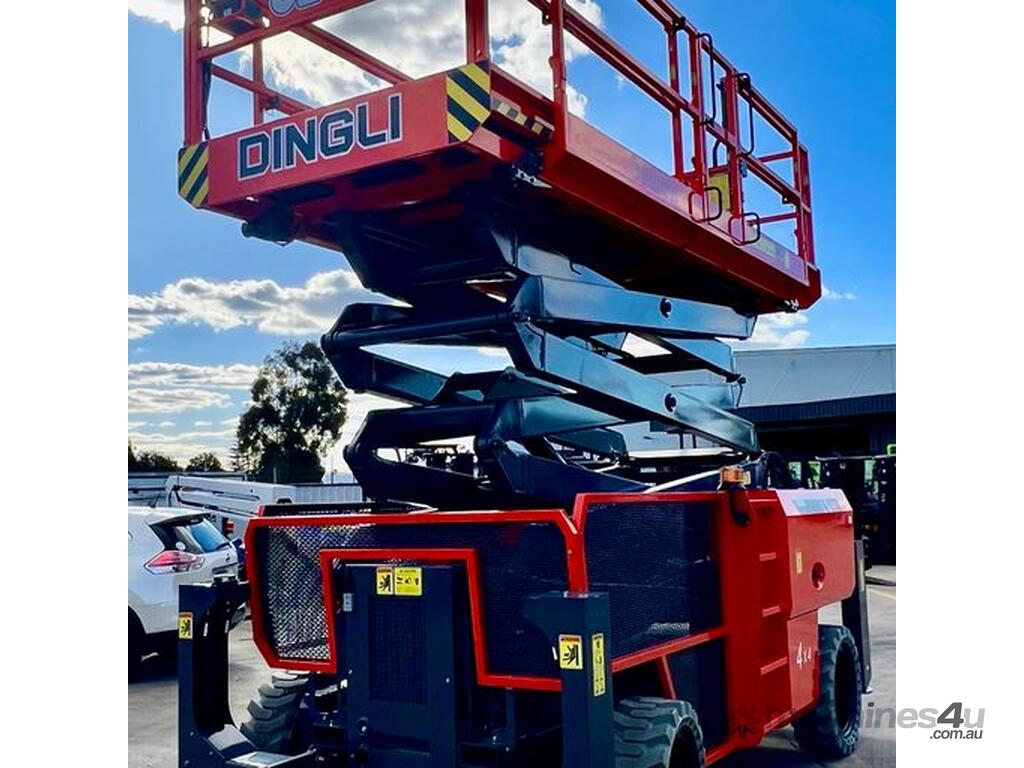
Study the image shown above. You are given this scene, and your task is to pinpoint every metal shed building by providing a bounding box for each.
[732,344,896,458]
[629,344,896,459]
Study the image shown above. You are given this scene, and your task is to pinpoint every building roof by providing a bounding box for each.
[733,344,895,407]
[623,344,895,447]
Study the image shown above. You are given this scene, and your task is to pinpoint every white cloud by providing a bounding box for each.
[128,269,378,340]
[128,361,259,388]
[128,0,603,116]
[622,313,812,356]
[129,376,402,471]
[821,284,857,301]
[823,286,856,301]
[129,428,236,465]
[128,387,234,414]
[738,313,810,349]
[128,0,181,29]
[325,391,404,474]
[129,362,259,415]
[130,428,235,442]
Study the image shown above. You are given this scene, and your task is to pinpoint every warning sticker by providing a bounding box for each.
[559,634,583,670]
[591,633,606,697]
[395,567,423,597]
[178,612,193,640]
[795,549,804,575]
[376,566,395,595]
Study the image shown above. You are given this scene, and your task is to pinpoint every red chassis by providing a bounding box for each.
[244,489,855,765]
[181,0,820,313]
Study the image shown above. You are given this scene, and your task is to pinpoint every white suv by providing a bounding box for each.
[128,507,239,674]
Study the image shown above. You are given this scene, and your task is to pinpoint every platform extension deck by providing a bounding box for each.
[181,0,819,315]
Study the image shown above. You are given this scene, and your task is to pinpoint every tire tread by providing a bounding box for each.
[614,697,705,768]
[239,672,311,754]
[793,624,862,759]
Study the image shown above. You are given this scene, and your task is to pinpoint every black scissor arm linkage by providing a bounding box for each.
[322,217,763,508]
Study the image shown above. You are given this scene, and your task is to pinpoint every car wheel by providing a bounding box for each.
[129,610,145,679]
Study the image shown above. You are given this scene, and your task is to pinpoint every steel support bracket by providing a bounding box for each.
[522,592,615,768]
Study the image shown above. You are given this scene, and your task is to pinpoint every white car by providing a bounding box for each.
[128,507,239,674]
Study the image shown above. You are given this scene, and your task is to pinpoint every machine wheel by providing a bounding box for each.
[614,697,705,768]
[240,672,312,754]
[793,625,862,758]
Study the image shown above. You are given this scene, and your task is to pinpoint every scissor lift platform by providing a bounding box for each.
[181,0,819,315]
[180,0,825,509]
[175,9,871,766]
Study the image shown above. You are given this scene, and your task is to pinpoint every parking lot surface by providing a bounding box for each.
[129,566,895,768]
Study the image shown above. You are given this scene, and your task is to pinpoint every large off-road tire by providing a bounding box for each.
[793,625,862,759]
[614,697,705,768]
[240,672,312,754]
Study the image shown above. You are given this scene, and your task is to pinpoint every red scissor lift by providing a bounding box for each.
[175,3,870,768]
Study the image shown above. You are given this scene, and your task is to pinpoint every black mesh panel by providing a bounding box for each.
[583,501,721,658]
[369,597,427,703]
[252,518,568,677]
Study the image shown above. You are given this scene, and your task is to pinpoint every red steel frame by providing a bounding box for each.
[244,508,584,685]
[244,489,854,764]
[182,0,820,310]
[319,547,562,692]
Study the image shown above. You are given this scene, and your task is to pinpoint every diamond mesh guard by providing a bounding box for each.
[583,500,721,658]
[250,516,570,677]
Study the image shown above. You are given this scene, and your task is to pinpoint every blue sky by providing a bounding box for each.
[128,0,894,468]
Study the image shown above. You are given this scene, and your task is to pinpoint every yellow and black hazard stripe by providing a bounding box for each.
[446,61,491,143]
[491,96,554,141]
[177,142,209,208]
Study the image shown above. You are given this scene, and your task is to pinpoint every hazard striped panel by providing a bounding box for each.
[177,142,209,208]
[446,61,491,143]
[491,96,554,141]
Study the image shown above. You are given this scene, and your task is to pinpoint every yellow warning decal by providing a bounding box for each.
[178,612,193,640]
[491,96,554,140]
[376,566,395,595]
[446,61,491,143]
[795,549,804,575]
[559,634,583,670]
[707,170,731,214]
[395,566,423,597]
[592,633,606,697]
[177,142,209,208]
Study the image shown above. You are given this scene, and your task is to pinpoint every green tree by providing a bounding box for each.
[129,442,140,471]
[228,439,248,473]
[236,341,347,483]
[185,451,224,472]
[132,450,182,472]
